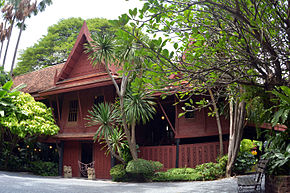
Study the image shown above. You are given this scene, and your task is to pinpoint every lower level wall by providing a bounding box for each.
[139,141,228,169]
[62,141,111,179]
[63,141,80,177]
[62,140,228,179]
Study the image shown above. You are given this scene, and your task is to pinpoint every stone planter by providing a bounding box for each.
[265,175,290,193]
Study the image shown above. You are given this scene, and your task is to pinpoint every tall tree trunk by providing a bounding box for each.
[0,20,8,60]
[2,17,15,68]
[226,95,246,177]
[208,88,224,156]
[120,94,138,160]
[131,120,136,145]
[103,63,138,160]
[10,18,25,76]
[130,120,138,158]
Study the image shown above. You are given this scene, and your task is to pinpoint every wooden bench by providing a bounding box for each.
[237,159,268,193]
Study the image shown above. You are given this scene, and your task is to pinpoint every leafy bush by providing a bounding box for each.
[233,152,256,174]
[153,155,228,182]
[150,160,163,171]
[239,139,255,153]
[110,164,128,182]
[233,139,257,174]
[262,131,290,175]
[126,159,163,181]
[29,161,58,176]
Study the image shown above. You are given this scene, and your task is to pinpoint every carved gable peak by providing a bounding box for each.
[56,21,94,82]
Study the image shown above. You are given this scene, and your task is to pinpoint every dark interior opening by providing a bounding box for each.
[136,100,176,146]
[81,143,93,164]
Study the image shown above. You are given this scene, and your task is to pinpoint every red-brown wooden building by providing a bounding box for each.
[13,22,231,179]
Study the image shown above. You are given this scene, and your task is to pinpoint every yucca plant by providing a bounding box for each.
[100,126,128,160]
[86,102,125,163]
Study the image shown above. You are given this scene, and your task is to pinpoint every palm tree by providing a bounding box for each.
[2,0,19,68]
[87,102,126,164]
[10,0,37,76]
[10,0,52,76]
[0,4,13,61]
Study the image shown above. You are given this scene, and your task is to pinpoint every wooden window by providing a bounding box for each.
[94,95,104,106]
[68,100,78,122]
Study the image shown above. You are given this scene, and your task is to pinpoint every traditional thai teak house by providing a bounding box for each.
[13,22,231,179]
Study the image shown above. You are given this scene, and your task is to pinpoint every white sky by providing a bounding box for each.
[4,0,145,71]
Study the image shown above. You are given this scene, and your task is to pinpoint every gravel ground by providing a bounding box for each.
[0,171,264,193]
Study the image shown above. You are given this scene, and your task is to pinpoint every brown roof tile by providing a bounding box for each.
[13,63,65,95]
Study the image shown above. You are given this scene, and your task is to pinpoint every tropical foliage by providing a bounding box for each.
[233,139,258,174]
[262,86,290,175]
[113,0,290,176]
[0,80,59,168]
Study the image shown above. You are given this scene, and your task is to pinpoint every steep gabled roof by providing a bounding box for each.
[13,21,120,97]
[56,21,93,82]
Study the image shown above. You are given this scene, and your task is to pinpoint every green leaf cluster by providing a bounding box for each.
[0,92,59,138]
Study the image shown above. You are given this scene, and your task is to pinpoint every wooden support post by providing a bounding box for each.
[58,141,64,176]
[176,138,180,168]
[77,91,83,127]
[158,101,176,135]
[56,95,61,125]
[110,154,115,169]
[48,98,56,121]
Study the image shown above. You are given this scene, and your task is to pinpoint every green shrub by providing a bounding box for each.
[126,159,163,182]
[233,152,257,174]
[110,164,128,182]
[153,171,203,182]
[240,139,256,153]
[150,160,163,171]
[166,167,196,175]
[29,161,58,176]
[153,155,228,182]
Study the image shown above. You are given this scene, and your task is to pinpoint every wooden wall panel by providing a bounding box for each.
[139,145,176,171]
[139,141,229,170]
[176,103,230,138]
[179,141,229,168]
[93,143,111,179]
[63,141,80,177]
[68,53,105,79]
[59,85,115,133]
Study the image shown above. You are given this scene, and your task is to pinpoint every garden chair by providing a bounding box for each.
[78,160,95,177]
[237,158,268,193]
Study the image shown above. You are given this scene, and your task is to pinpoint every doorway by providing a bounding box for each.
[80,142,93,177]
[81,142,93,164]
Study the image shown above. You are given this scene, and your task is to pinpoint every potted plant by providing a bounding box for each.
[262,86,290,193]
